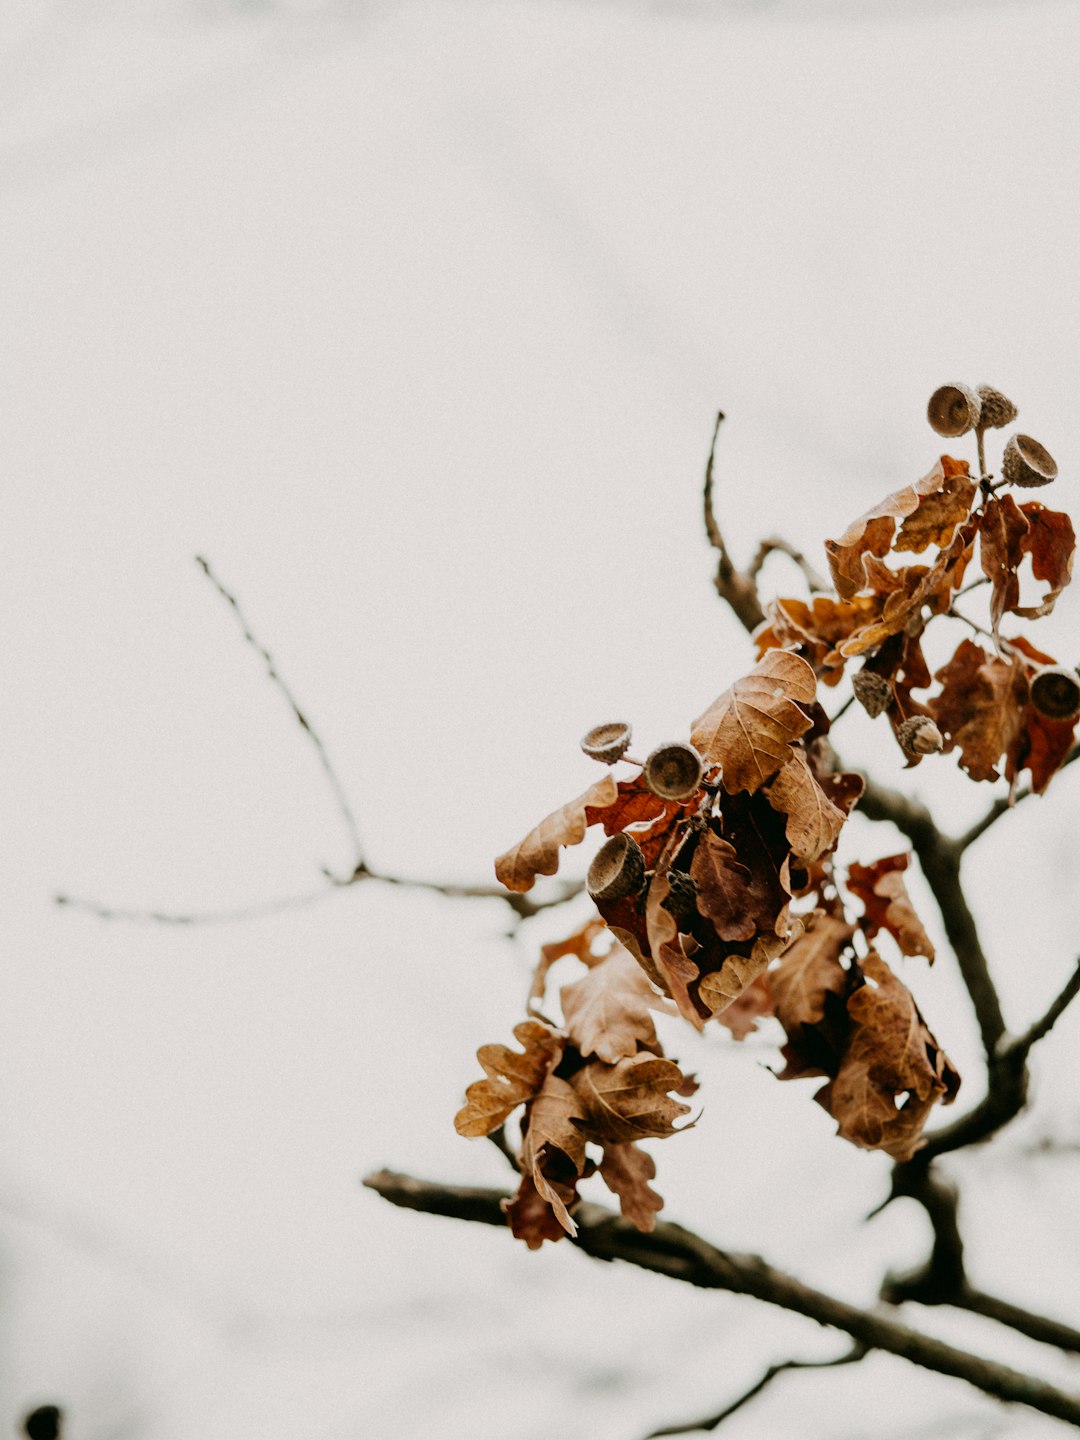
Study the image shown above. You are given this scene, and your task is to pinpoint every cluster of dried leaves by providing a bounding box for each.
[457,451,1076,1247]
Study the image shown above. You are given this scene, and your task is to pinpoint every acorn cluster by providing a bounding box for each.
[927,382,1058,488]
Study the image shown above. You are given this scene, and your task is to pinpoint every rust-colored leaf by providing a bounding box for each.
[769,912,855,1034]
[755,594,882,687]
[572,1053,693,1146]
[929,639,1024,784]
[585,774,682,835]
[495,773,618,892]
[691,650,816,794]
[598,1142,664,1231]
[980,493,1030,636]
[837,527,974,659]
[688,828,757,942]
[1014,502,1076,619]
[816,952,959,1161]
[826,459,950,600]
[560,942,669,1063]
[766,750,848,864]
[846,854,935,963]
[503,1173,570,1249]
[454,1021,564,1138]
[894,457,977,553]
[645,868,704,1030]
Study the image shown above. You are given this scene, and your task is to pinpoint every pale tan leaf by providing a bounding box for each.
[520,1072,588,1236]
[494,774,618,892]
[598,1142,664,1231]
[713,972,774,1040]
[769,911,855,1033]
[766,750,848,864]
[560,942,671,1063]
[691,650,817,795]
[826,460,948,600]
[454,1021,564,1138]
[572,1054,694,1146]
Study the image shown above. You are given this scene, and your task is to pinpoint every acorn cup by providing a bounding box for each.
[975,384,1018,431]
[1002,434,1058,489]
[643,742,704,801]
[928,383,982,437]
[896,715,944,761]
[1029,666,1080,722]
[580,721,633,764]
[662,868,700,927]
[587,832,646,902]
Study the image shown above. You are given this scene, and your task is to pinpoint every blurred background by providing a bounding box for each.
[4,0,1080,1435]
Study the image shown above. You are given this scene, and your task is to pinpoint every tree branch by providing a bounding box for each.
[195,555,365,867]
[958,743,1080,852]
[645,1348,865,1437]
[748,535,831,595]
[702,413,767,633]
[364,1170,1080,1429]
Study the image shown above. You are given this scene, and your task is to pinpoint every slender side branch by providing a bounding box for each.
[364,1171,1080,1428]
[748,535,831,595]
[195,555,365,866]
[702,413,767,633]
[959,743,1080,851]
[856,777,1006,1056]
[646,1349,865,1437]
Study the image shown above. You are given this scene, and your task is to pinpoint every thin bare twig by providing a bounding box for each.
[195,555,365,867]
[645,1348,864,1437]
[748,535,831,594]
[702,413,767,633]
[959,742,1080,851]
[364,1170,1080,1428]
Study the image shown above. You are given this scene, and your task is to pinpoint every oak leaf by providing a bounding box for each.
[698,942,783,1018]
[688,828,757,942]
[929,639,1023,783]
[766,750,849,864]
[816,952,959,1161]
[826,459,951,600]
[893,457,977,554]
[713,972,774,1040]
[846,854,935,963]
[755,594,882,687]
[769,911,855,1035]
[645,867,704,1030]
[691,649,816,794]
[454,1021,564,1138]
[1013,502,1076,619]
[560,942,669,1063]
[572,1053,694,1146]
[529,916,607,1013]
[598,1142,665,1231]
[980,493,1031,636]
[503,1174,571,1249]
[520,1072,588,1236]
[495,773,618,892]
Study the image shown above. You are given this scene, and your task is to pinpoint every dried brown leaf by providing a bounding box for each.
[645,868,704,1030]
[520,1072,588,1235]
[560,942,669,1063]
[766,750,848,864]
[454,1021,564,1138]
[1013,502,1076,619]
[503,1173,570,1249]
[713,972,774,1040]
[572,1053,694,1146]
[529,916,608,1013]
[846,854,935,963]
[755,594,882,687]
[929,639,1024,784]
[495,774,618,892]
[826,459,950,600]
[598,1142,664,1231]
[770,912,855,1034]
[980,494,1031,636]
[691,650,816,795]
[688,828,757,942]
[816,952,959,1161]
[894,457,977,553]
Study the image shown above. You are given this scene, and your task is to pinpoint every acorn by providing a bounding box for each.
[896,715,944,760]
[1029,666,1080,721]
[643,742,704,801]
[587,832,646,902]
[662,868,700,927]
[975,384,1018,431]
[581,721,632,764]
[1002,433,1058,489]
[928,383,982,438]
[853,669,893,718]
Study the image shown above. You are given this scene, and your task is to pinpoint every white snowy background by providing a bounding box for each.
[4,0,1080,1436]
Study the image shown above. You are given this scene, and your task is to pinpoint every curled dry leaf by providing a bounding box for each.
[454,1021,564,1138]
[503,1173,570,1249]
[1013,502,1076,619]
[598,1141,665,1231]
[846,854,935,963]
[816,952,959,1161]
[560,942,670,1063]
[980,496,1076,637]
[1004,636,1080,794]
[495,773,618,893]
[645,867,704,1030]
[826,459,951,600]
[769,911,855,1036]
[755,594,881,687]
[699,941,787,1018]
[572,1053,694,1146]
[713,971,774,1040]
[929,639,1024,783]
[520,1072,588,1236]
[766,749,848,864]
[688,828,757,942]
[893,457,977,554]
[691,649,816,794]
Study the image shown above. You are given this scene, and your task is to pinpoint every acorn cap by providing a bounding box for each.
[587,832,646,902]
[643,742,704,801]
[1029,666,1080,721]
[580,721,633,764]
[662,868,700,927]
[896,715,944,760]
[853,670,893,718]
[975,384,1018,430]
[1002,433,1058,489]
[928,383,982,437]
